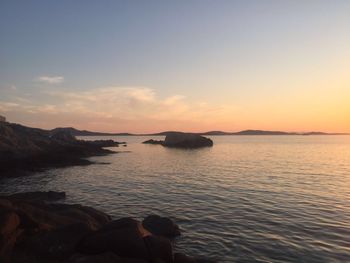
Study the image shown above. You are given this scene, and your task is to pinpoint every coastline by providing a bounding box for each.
[0,122,124,177]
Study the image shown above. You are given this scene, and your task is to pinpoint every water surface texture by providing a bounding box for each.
[1,136,350,262]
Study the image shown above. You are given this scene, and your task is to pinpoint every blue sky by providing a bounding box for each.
[1,1,349,132]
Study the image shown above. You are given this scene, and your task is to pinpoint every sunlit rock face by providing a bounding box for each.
[163,132,213,148]
[0,115,6,122]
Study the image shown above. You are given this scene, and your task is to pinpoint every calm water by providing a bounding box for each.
[1,135,350,262]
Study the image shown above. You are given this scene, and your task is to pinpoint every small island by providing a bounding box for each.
[143,132,213,149]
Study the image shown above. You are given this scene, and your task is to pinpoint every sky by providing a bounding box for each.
[0,0,349,133]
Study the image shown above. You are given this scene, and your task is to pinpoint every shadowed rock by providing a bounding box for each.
[174,253,217,263]
[0,122,125,176]
[163,132,213,148]
[4,191,66,202]
[142,139,164,145]
[0,210,21,263]
[0,192,217,262]
[142,215,181,238]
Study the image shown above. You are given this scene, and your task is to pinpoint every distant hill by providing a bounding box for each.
[232,130,297,135]
[51,127,133,136]
[50,127,349,136]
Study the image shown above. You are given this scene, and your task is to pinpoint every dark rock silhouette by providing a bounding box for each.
[4,191,66,201]
[0,122,124,176]
[0,191,217,263]
[142,214,181,238]
[163,132,213,148]
[142,139,164,145]
[142,133,213,149]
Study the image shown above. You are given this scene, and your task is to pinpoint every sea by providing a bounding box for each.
[1,135,350,262]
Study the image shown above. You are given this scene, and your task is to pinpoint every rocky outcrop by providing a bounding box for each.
[142,139,164,145]
[0,122,125,176]
[0,191,217,263]
[163,132,213,148]
[0,115,6,122]
[142,133,213,149]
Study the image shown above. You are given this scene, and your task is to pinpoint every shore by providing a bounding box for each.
[0,122,125,177]
[0,191,216,263]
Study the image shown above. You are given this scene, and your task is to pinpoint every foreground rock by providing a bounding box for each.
[0,122,125,176]
[0,191,217,263]
[142,215,181,238]
[164,132,213,148]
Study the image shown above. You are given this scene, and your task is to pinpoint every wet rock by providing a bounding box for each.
[143,215,181,238]
[6,191,66,202]
[163,132,213,148]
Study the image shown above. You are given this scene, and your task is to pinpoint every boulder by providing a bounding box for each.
[77,217,174,263]
[142,215,181,238]
[77,218,150,258]
[0,210,21,263]
[19,223,93,260]
[144,235,174,263]
[163,132,213,148]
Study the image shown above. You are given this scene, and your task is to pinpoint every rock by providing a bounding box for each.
[0,122,118,176]
[142,215,181,238]
[174,253,218,263]
[51,130,76,142]
[77,217,174,263]
[19,223,93,260]
[85,140,122,147]
[77,218,150,259]
[0,210,21,263]
[174,253,196,263]
[0,195,111,233]
[163,132,213,148]
[144,235,174,263]
[5,191,66,202]
[142,139,164,145]
[66,252,148,263]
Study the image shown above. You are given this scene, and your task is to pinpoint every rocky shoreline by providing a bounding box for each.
[0,191,217,263]
[0,122,125,177]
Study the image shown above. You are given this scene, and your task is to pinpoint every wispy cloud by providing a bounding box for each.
[35,76,64,84]
[0,86,234,132]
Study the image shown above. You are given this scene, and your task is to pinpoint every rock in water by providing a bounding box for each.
[142,139,164,145]
[163,132,213,148]
[142,214,181,238]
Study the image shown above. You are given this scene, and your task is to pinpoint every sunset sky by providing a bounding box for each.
[0,0,349,133]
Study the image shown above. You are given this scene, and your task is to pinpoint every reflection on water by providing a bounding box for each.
[1,135,350,262]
